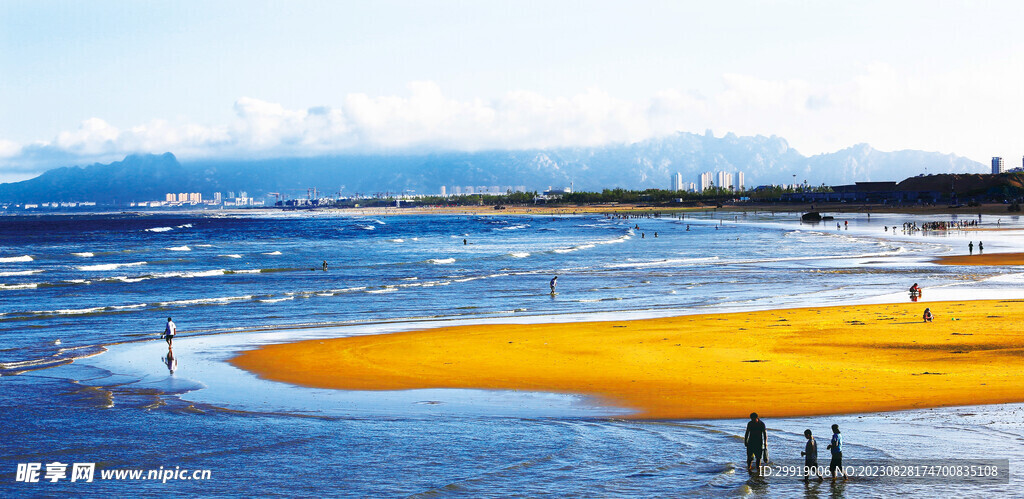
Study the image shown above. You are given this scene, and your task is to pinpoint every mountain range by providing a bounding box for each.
[0,132,986,203]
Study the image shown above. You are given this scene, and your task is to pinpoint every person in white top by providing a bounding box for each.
[164,317,176,347]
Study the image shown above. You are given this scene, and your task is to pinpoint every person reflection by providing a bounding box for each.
[162,347,178,375]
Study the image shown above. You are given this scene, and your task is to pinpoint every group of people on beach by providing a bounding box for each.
[745,413,847,481]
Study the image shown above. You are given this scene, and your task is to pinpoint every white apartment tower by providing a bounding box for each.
[993,157,1005,174]
[671,172,683,191]
[698,172,713,192]
[716,171,734,191]
[440,186,446,197]
[736,171,745,191]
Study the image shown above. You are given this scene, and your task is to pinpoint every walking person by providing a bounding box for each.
[744,412,767,472]
[801,429,822,482]
[549,276,558,295]
[163,317,176,347]
[969,241,974,255]
[826,424,847,480]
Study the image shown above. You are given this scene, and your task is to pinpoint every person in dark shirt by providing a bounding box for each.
[744,412,767,471]
[801,429,822,481]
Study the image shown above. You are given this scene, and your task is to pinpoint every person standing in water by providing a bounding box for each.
[163,317,176,347]
[744,412,767,471]
[550,276,558,294]
[969,241,974,255]
[801,429,822,482]
[826,424,846,480]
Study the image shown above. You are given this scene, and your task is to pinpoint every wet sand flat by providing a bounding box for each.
[935,252,1024,266]
[230,300,1024,419]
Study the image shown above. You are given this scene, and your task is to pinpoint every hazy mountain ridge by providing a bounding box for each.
[0,132,986,203]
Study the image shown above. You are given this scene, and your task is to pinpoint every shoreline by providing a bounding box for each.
[230,298,1024,420]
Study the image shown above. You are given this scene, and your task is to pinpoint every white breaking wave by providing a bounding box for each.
[389,239,406,243]
[263,251,282,255]
[428,258,456,264]
[0,255,33,262]
[158,295,253,306]
[146,227,173,232]
[0,270,43,277]
[196,244,213,248]
[78,261,146,271]
[509,252,530,258]
[258,296,295,303]
[30,303,148,316]
[167,246,191,251]
[71,252,94,257]
[220,254,243,258]
[232,269,262,274]
[366,287,397,294]
[0,283,38,290]
[177,223,193,228]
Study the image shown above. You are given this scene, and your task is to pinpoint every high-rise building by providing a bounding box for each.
[993,157,1005,174]
[716,171,734,191]
[213,192,222,203]
[698,172,713,192]
[166,193,176,202]
[736,172,746,191]
[189,193,202,203]
[671,172,683,191]
[440,186,446,197]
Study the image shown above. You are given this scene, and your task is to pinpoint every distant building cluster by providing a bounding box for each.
[131,191,263,208]
[991,156,1024,174]
[440,185,528,196]
[671,171,745,192]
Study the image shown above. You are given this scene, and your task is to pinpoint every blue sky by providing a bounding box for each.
[2,1,1024,181]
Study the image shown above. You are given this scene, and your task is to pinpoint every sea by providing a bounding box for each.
[1,209,1022,497]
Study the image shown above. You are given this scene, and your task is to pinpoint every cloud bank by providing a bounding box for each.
[2,63,1019,182]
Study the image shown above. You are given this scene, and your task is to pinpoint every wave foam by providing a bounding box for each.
[71,252,94,257]
[0,255,33,262]
[0,270,43,277]
[428,258,456,264]
[263,251,282,255]
[167,246,191,251]
[146,227,173,232]
[78,261,146,271]
[220,254,243,258]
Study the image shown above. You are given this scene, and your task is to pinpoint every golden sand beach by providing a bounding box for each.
[935,252,1024,266]
[231,300,1024,419]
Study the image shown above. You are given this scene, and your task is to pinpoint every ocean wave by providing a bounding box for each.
[389,239,406,243]
[263,251,282,255]
[366,286,397,294]
[498,224,530,231]
[428,258,456,264]
[167,246,191,251]
[258,296,295,303]
[359,225,376,231]
[0,255,33,262]
[25,303,148,316]
[0,283,38,290]
[229,269,262,274]
[157,295,253,307]
[0,270,43,277]
[196,244,213,248]
[220,254,243,258]
[78,261,146,271]
[606,257,721,269]
[177,223,193,228]
[0,344,107,375]
[71,252,95,257]
[146,226,173,232]
[509,252,530,258]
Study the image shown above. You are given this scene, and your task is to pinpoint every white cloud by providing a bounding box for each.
[5,65,1024,175]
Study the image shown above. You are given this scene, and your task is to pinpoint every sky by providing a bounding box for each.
[2,0,1024,182]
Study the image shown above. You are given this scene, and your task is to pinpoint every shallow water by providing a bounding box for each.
[2,210,1023,496]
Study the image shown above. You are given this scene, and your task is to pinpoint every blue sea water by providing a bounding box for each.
[1,210,1023,496]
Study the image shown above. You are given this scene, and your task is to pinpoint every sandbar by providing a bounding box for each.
[230,300,1024,419]
[935,252,1024,266]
